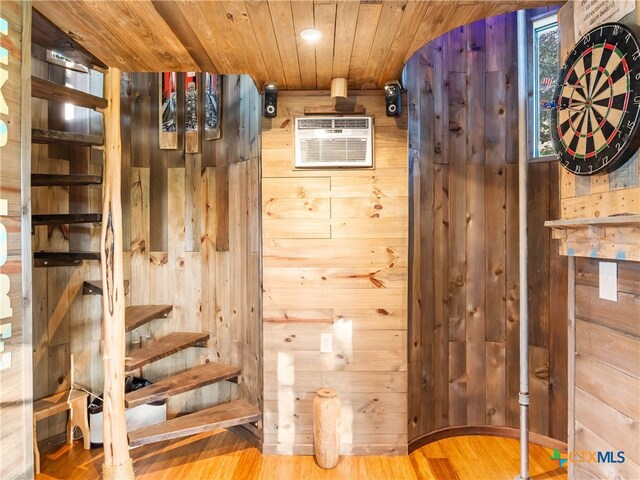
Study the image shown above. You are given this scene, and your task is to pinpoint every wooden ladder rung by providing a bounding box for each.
[127,399,261,447]
[125,332,209,374]
[32,128,104,146]
[34,251,101,267]
[32,76,108,110]
[32,174,103,187]
[125,362,240,408]
[125,305,173,332]
[32,213,102,226]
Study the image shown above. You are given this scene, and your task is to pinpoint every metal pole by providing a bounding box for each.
[516,9,530,480]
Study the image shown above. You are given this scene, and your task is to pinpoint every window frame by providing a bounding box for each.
[527,9,561,163]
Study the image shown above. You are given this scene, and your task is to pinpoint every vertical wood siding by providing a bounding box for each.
[405,13,568,443]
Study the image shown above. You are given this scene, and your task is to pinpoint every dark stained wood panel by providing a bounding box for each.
[127,399,261,447]
[31,174,102,186]
[32,0,561,90]
[124,362,241,408]
[406,12,568,443]
[32,213,102,225]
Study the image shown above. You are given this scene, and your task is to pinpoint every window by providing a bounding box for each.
[532,14,560,157]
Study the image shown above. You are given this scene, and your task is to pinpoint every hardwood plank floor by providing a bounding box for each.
[37,431,567,479]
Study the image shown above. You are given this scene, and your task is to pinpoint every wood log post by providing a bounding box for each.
[100,67,134,480]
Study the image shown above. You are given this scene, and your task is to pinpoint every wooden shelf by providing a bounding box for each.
[545,215,640,262]
[82,279,129,296]
[32,128,104,146]
[34,251,100,267]
[127,399,261,447]
[125,332,209,374]
[32,213,102,226]
[544,215,640,229]
[32,174,103,187]
[32,76,108,110]
[124,363,240,408]
[125,305,173,332]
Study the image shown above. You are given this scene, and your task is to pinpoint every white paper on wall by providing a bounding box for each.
[574,0,635,39]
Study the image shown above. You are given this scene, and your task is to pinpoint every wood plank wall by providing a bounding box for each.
[31,70,263,441]
[572,258,640,479]
[0,2,32,477]
[405,13,568,443]
[261,93,409,455]
[124,73,262,422]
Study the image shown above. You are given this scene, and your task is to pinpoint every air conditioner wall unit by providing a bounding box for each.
[294,116,373,168]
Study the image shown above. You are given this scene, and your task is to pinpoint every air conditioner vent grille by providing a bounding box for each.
[294,116,373,168]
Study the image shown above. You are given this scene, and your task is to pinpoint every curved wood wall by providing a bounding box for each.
[405,11,568,443]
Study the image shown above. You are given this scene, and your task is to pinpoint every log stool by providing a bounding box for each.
[33,389,90,474]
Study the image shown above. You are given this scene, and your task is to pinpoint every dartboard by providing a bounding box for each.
[551,22,640,176]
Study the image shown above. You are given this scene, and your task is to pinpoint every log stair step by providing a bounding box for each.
[125,305,173,332]
[32,128,104,146]
[128,399,261,447]
[125,363,240,408]
[32,174,103,187]
[32,213,102,226]
[32,76,108,110]
[83,279,129,296]
[125,332,209,374]
[34,251,100,267]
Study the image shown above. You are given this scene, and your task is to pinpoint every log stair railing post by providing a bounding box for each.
[100,67,134,480]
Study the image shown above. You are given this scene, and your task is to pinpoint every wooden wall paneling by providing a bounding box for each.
[433,163,450,430]
[131,74,150,168]
[575,257,640,294]
[484,68,507,425]
[289,0,316,90]
[547,164,567,442]
[504,163,520,429]
[504,13,519,165]
[465,164,486,426]
[466,20,486,167]
[263,0,299,90]
[528,164,550,350]
[332,1,359,80]
[185,146,202,253]
[446,71,467,346]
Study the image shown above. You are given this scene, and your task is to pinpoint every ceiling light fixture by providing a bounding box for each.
[300,28,322,42]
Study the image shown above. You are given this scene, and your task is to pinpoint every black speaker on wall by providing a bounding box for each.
[264,83,278,118]
[384,81,402,117]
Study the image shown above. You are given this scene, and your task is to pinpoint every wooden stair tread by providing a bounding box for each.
[34,251,100,267]
[32,76,108,110]
[125,305,173,332]
[33,389,88,421]
[32,174,103,187]
[125,363,240,408]
[83,279,129,296]
[32,128,104,146]
[128,399,261,447]
[125,332,209,374]
[32,213,102,225]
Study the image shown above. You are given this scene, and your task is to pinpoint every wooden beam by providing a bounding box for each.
[100,68,134,478]
[31,128,104,146]
[32,76,108,110]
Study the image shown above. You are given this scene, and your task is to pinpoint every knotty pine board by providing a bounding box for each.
[261,91,408,453]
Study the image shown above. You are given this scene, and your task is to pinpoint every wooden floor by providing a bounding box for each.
[37,430,567,480]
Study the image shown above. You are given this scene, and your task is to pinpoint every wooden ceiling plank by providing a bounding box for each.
[291,0,317,90]
[332,1,360,79]
[361,1,408,89]
[314,2,337,90]
[244,1,287,87]
[404,3,458,64]
[347,2,384,90]
[151,1,219,73]
[178,1,246,75]
[31,8,108,69]
[377,1,432,86]
[267,0,303,90]
[220,1,270,86]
